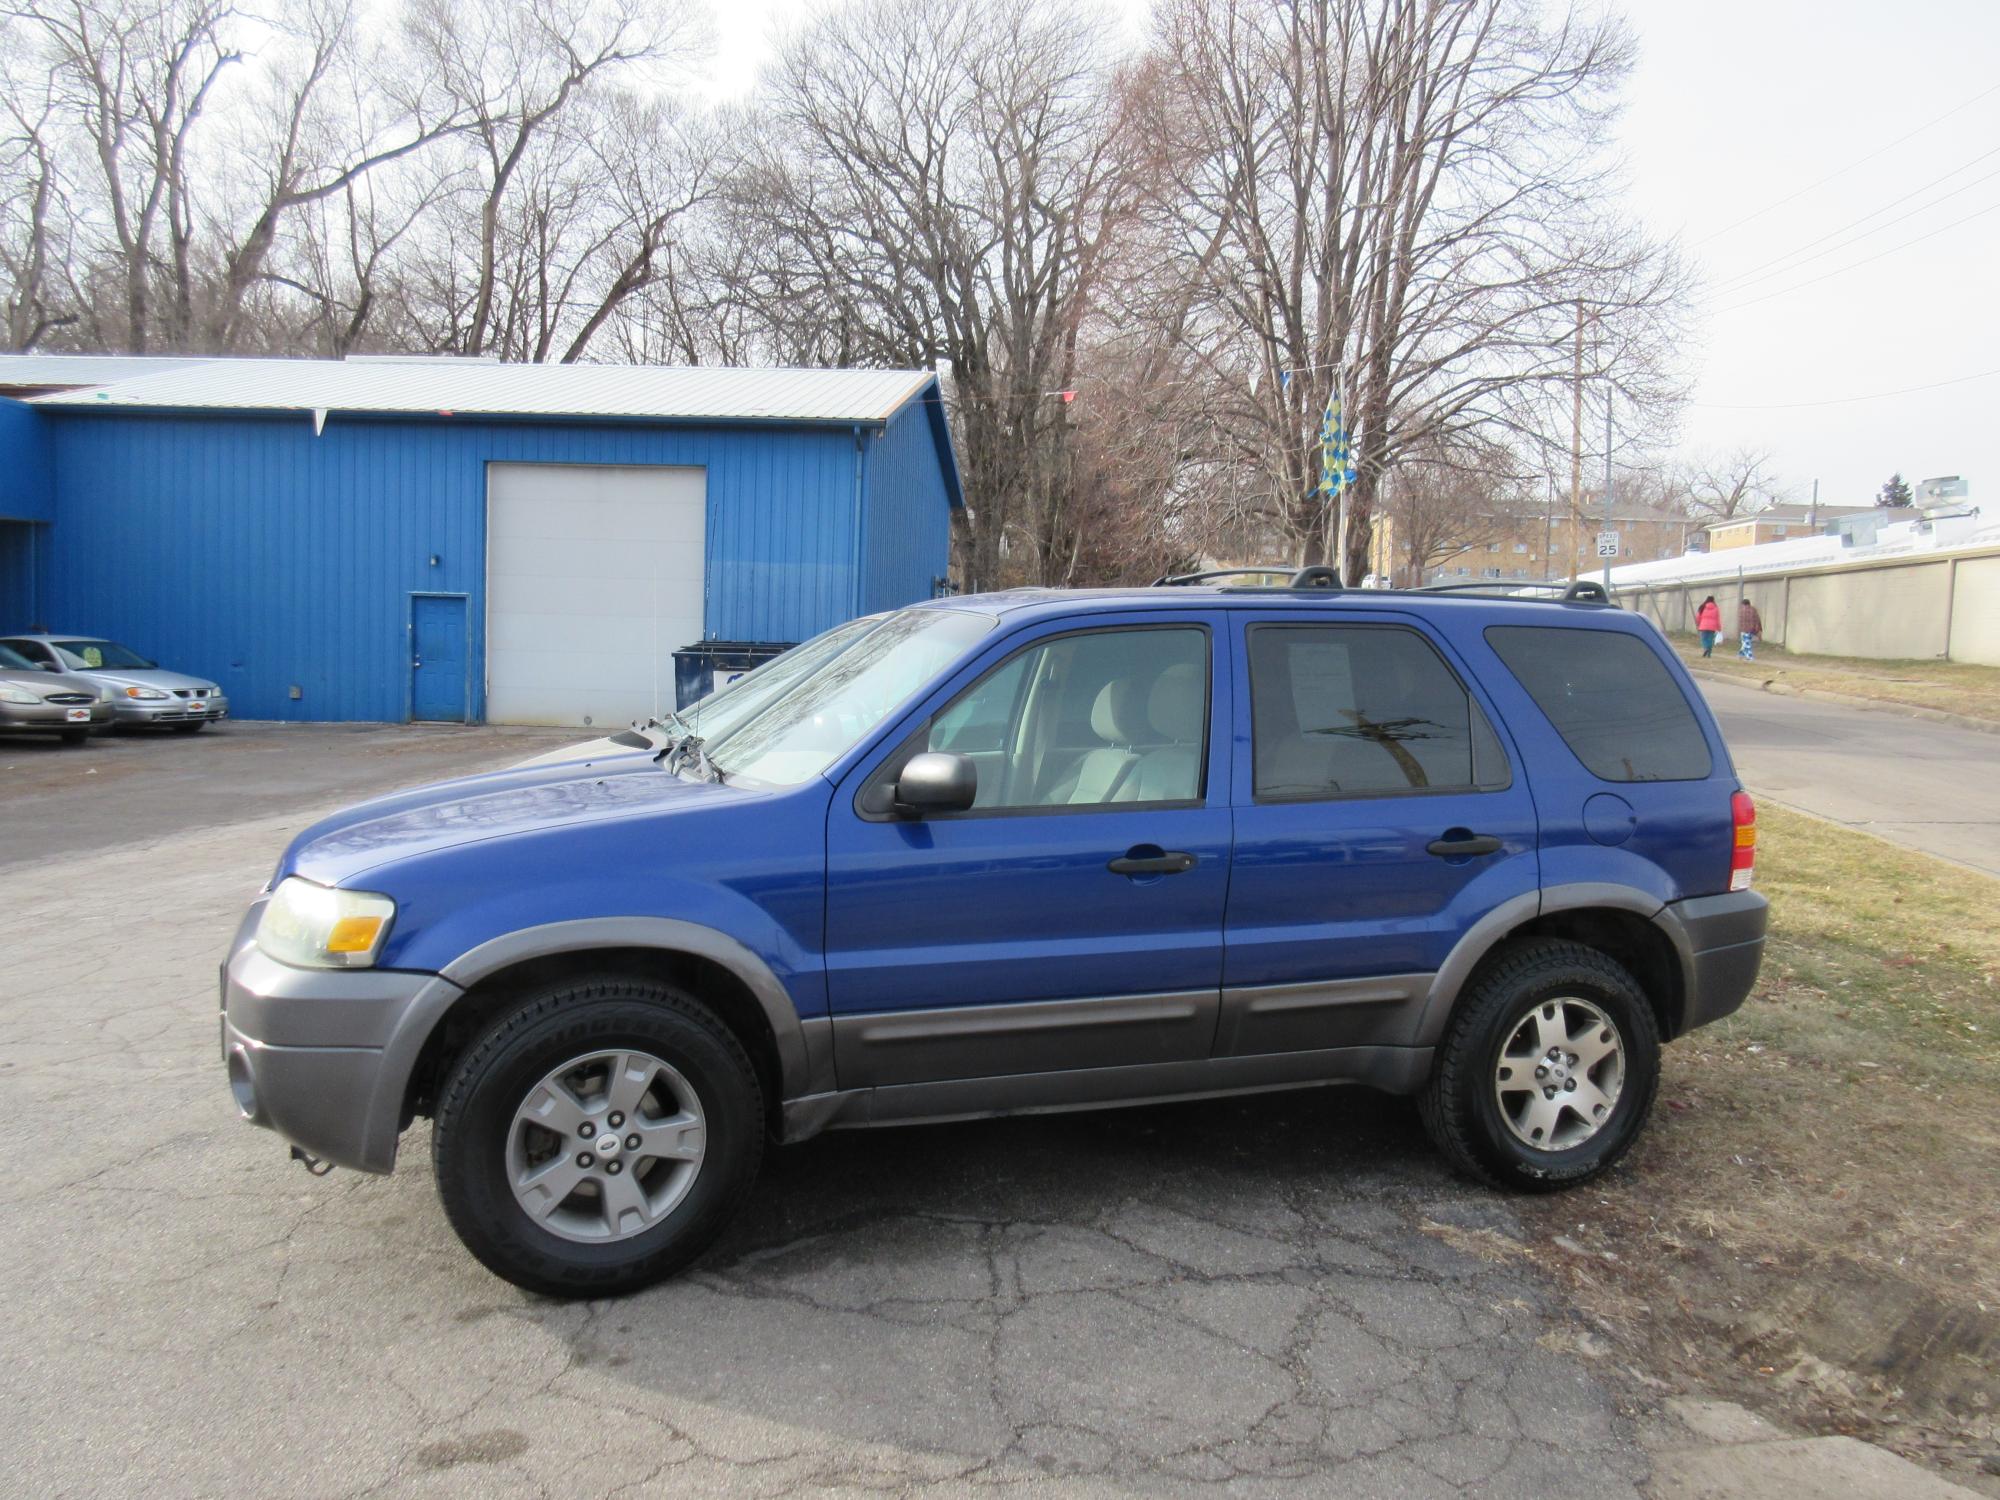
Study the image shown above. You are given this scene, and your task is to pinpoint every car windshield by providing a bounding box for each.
[52,639,155,671]
[676,615,885,744]
[0,644,36,671]
[704,608,995,787]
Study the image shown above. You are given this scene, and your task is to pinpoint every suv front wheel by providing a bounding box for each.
[1420,940,1661,1192]
[431,977,765,1296]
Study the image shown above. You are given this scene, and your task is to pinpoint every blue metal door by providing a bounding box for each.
[1217,612,1540,1056]
[823,613,1233,1087]
[410,595,468,722]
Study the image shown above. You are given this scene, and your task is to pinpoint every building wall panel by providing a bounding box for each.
[37,410,939,722]
[1947,555,2000,666]
[860,400,953,614]
[0,398,52,524]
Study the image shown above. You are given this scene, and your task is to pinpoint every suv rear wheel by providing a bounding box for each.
[431,977,764,1296]
[1420,939,1660,1192]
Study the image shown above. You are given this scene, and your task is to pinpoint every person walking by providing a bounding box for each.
[1738,597,1762,660]
[1695,595,1722,657]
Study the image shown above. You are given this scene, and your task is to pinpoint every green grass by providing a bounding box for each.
[1746,806,2000,1078]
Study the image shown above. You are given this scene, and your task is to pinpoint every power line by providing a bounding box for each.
[1708,143,2000,294]
[1692,363,2000,411]
[1713,197,2000,314]
[1692,80,2000,247]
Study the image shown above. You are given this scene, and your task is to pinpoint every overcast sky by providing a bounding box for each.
[699,0,2000,509]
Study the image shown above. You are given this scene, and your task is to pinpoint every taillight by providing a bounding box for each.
[1729,790,1757,891]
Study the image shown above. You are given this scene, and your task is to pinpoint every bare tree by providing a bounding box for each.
[726,0,1131,590]
[1123,0,1690,582]
[5,0,473,352]
[0,77,76,348]
[1679,446,1782,522]
[397,0,704,358]
[1381,436,1538,586]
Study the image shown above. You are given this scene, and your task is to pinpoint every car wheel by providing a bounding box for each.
[60,728,88,746]
[1420,939,1660,1193]
[172,721,206,733]
[432,976,765,1297]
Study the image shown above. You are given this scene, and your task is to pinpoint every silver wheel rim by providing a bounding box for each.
[505,1049,706,1245]
[1493,997,1625,1152]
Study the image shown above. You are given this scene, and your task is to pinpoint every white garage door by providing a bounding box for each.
[486,463,706,726]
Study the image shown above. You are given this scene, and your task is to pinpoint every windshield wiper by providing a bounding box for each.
[645,709,695,764]
[668,733,723,783]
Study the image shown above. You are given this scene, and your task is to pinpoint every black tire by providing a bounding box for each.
[1419,939,1661,1192]
[59,728,88,746]
[432,976,765,1297]
[172,721,206,733]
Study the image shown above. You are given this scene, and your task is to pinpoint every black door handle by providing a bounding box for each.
[1427,834,1503,858]
[1108,851,1198,876]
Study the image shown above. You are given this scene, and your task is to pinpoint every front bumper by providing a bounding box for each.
[221,925,458,1173]
[1664,888,1769,1036]
[0,700,112,732]
[114,693,228,724]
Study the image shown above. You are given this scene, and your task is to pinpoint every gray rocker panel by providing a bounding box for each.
[831,989,1219,1089]
[783,1043,1434,1141]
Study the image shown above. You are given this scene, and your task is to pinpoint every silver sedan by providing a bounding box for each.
[0,643,112,745]
[0,634,229,731]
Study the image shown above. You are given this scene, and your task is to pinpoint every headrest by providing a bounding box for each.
[1148,662,1204,741]
[1090,678,1151,743]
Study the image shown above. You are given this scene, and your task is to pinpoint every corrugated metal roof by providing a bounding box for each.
[27,356,937,424]
[0,354,208,388]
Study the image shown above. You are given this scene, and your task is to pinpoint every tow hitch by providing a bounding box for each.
[290,1146,335,1177]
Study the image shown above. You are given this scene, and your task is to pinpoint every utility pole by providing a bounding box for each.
[1601,387,1615,593]
[1571,300,1585,575]
[1810,477,1820,531]
[1544,475,1554,577]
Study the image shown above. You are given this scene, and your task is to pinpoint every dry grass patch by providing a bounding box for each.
[1518,807,2000,1489]
[1668,633,2000,724]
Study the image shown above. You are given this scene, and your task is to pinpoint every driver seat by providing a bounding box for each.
[1053,678,1150,804]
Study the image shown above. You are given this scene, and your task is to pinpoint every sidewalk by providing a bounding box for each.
[1646,1400,1991,1500]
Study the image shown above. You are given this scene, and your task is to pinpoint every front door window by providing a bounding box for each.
[915,626,1209,811]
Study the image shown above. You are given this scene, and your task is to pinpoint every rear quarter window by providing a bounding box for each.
[1485,625,1713,783]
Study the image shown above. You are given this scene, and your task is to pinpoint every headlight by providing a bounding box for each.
[0,686,41,705]
[255,877,396,969]
[125,686,171,700]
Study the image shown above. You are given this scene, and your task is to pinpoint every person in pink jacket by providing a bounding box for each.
[1694,595,1722,656]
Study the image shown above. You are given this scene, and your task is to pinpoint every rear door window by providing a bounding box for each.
[1247,624,1509,800]
[1485,625,1712,782]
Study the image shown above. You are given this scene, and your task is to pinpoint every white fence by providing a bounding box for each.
[1613,544,2000,665]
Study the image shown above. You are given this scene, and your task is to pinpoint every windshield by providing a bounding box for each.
[52,639,155,671]
[705,609,995,787]
[677,615,884,744]
[0,645,36,671]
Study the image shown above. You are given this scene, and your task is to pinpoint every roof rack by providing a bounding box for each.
[1415,579,1615,605]
[1152,565,1342,592]
[1145,569,1614,606]
[1152,567,1293,586]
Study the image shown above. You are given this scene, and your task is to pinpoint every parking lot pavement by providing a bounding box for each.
[0,729,1649,1499]
[0,719,584,873]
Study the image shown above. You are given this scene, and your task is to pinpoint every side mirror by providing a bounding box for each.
[39,662,60,672]
[894,751,977,817]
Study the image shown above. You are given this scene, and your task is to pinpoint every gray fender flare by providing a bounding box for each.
[1410,883,1685,1048]
[369,918,830,1161]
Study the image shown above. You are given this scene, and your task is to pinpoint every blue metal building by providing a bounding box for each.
[0,358,960,725]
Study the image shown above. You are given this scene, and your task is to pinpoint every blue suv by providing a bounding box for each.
[222,574,1768,1295]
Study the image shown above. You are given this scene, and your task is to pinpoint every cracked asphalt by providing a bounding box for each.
[1,724,1651,1498]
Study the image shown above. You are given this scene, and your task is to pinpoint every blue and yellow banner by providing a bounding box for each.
[1319,393,1356,500]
